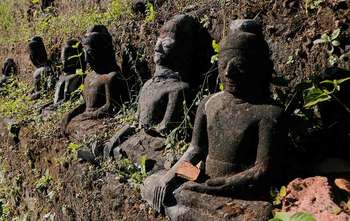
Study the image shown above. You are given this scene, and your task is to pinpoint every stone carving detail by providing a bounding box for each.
[60,25,128,136]
[141,20,284,220]
[28,36,56,100]
[0,58,17,88]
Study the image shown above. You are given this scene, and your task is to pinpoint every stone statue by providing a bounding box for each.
[0,58,17,88]
[41,0,54,11]
[100,14,213,166]
[54,39,86,106]
[60,25,128,136]
[138,14,208,133]
[141,20,285,220]
[28,36,55,100]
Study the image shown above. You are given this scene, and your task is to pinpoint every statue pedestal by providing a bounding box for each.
[168,189,272,221]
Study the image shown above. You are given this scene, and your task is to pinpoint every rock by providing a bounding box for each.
[119,130,166,173]
[282,176,350,221]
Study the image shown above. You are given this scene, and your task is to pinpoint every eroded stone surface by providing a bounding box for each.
[138,14,212,133]
[141,20,283,220]
[60,25,128,136]
[282,177,350,221]
[28,36,56,100]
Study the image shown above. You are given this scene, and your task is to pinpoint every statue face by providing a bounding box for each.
[84,45,97,71]
[153,32,176,66]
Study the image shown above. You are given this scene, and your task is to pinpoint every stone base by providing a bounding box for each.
[119,130,166,173]
[169,189,272,221]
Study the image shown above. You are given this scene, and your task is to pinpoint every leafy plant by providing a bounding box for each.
[271,186,287,205]
[269,212,316,221]
[305,0,325,14]
[211,40,220,64]
[313,29,341,66]
[35,171,53,193]
[303,76,350,108]
[145,2,156,23]
[68,142,81,154]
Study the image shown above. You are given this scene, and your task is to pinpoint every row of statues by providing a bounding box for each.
[2,14,286,220]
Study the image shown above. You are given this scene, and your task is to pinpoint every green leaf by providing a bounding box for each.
[68,52,83,61]
[139,155,147,176]
[274,212,291,221]
[269,219,283,221]
[290,212,316,221]
[72,41,81,49]
[313,39,327,45]
[321,33,331,42]
[335,76,350,84]
[332,40,341,47]
[75,69,84,76]
[331,29,341,40]
[219,83,225,91]
[212,40,220,53]
[303,87,331,108]
[280,186,287,197]
[32,0,39,4]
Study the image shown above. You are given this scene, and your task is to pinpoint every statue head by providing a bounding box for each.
[154,14,199,75]
[83,25,117,74]
[62,39,86,75]
[2,58,17,77]
[219,24,272,100]
[28,36,48,68]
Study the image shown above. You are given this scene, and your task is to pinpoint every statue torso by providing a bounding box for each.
[83,71,108,111]
[138,76,189,128]
[204,91,282,178]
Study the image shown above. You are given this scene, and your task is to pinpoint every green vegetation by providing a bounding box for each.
[271,186,287,206]
[314,29,341,66]
[270,212,316,221]
[303,76,350,109]
[35,171,53,193]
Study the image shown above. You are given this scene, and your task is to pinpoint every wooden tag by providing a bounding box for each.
[175,161,200,181]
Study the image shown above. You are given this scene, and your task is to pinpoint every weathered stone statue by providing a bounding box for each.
[0,58,17,88]
[138,14,204,133]
[28,36,55,100]
[41,0,54,11]
[54,39,86,106]
[141,20,284,220]
[60,25,128,136]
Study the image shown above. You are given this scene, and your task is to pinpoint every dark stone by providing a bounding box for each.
[0,58,17,89]
[41,0,54,11]
[54,39,86,105]
[60,25,129,136]
[138,14,213,133]
[28,36,56,100]
[141,20,286,220]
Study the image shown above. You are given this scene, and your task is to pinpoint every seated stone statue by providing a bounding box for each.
[48,39,86,109]
[101,14,213,161]
[141,20,285,220]
[60,25,128,136]
[28,36,55,100]
[41,0,54,11]
[0,58,17,88]
[138,14,207,133]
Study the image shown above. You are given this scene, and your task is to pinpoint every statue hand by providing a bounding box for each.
[182,181,230,195]
[205,177,227,186]
[152,178,169,213]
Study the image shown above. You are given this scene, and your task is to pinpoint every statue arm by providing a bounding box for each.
[156,89,183,132]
